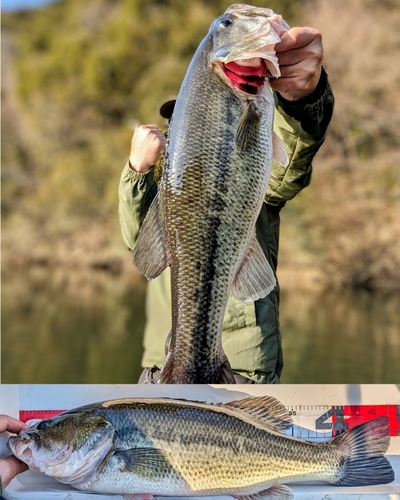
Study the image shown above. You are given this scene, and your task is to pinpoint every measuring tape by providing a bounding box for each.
[20,405,400,440]
[284,405,400,439]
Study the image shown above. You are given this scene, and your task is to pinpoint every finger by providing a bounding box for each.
[0,456,29,489]
[133,124,158,134]
[277,58,317,79]
[133,125,162,143]
[142,125,166,138]
[270,65,322,101]
[142,124,160,130]
[156,131,167,141]
[4,456,28,475]
[275,27,320,53]
[150,129,168,143]
[277,49,307,68]
[0,415,28,434]
[279,43,323,71]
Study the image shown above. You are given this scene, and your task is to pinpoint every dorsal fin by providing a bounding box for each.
[219,395,292,433]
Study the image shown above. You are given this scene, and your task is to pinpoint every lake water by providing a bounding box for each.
[2,267,399,384]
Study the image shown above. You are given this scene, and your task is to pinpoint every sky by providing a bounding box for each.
[1,0,59,11]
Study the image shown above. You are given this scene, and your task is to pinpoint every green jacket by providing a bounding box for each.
[119,69,334,383]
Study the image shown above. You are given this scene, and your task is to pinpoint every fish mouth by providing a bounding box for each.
[222,59,267,95]
[8,432,71,473]
[8,435,35,468]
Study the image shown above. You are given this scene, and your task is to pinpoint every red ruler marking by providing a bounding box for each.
[20,410,66,422]
[343,405,400,436]
[318,405,400,437]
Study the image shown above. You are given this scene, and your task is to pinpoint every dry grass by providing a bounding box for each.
[279,0,400,291]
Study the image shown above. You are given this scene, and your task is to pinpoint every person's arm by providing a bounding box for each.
[266,27,334,205]
[119,125,166,250]
[0,415,28,492]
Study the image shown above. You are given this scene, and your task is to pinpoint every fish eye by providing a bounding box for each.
[37,420,52,431]
[219,18,232,28]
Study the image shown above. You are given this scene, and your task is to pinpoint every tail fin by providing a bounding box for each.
[159,351,236,384]
[332,416,394,486]
[217,353,237,384]
[158,352,181,384]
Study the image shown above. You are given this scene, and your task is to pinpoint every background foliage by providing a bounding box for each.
[279,0,400,291]
[2,0,400,290]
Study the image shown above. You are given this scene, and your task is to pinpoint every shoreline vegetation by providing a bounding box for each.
[2,0,400,293]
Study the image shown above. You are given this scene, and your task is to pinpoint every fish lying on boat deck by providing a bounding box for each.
[8,395,394,499]
[133,4,290,383]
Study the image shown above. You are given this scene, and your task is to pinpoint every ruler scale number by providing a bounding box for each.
[286,405,400,439]
[317,405,400,437]
[20,405,400,440]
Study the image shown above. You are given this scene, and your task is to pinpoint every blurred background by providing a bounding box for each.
[2,0,400,383]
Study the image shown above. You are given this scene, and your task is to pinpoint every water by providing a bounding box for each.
[1,267,147,383]
[280,287,400,383]
[2,267,400,383]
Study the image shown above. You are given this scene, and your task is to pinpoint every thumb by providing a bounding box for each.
[0,456,28,490]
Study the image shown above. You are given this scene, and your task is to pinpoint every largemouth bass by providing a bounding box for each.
[8,396,394,499]
[133,5,290,384]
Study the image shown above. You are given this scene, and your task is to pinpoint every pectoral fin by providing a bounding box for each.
[231,233,276,303]
[273,132,289,167]
[236,100,261,152]
[133,194,170,280]
[114,447,170,476]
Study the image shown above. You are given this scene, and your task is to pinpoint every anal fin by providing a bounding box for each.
[123,495,153,500]
[234,484,293,500]
[232,233,276,303]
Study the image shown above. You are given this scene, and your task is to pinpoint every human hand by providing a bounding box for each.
[129,125,167,173]
[0,415,28,491]
[270,27,323,101]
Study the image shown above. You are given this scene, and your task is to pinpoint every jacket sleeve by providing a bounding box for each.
[118,162,158,250]
[266,68,334,206]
